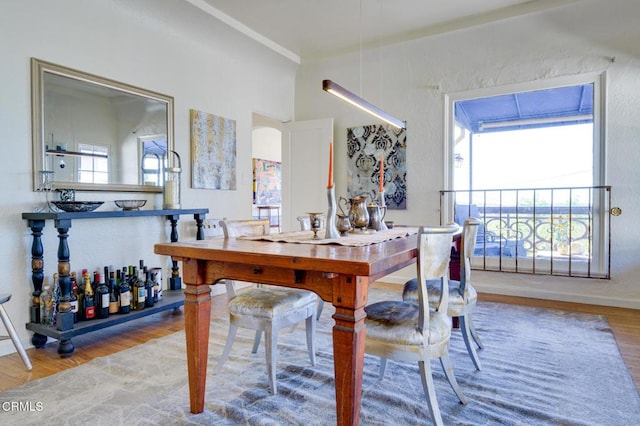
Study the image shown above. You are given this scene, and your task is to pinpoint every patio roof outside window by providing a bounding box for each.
[455,84,593,134]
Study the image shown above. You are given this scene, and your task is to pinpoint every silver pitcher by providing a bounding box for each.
[367,202,387,231]
[339,194,370,231]
[336,214,352,236]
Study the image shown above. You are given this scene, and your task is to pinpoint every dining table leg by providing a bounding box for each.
[182,258,212,414]
[331,275,369,426]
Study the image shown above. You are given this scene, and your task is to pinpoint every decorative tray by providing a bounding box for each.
[52,201,104,212]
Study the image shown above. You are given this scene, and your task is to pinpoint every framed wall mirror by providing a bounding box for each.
[31,58,174,193]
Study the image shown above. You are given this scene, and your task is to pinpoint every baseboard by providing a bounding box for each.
[380,271,640,310]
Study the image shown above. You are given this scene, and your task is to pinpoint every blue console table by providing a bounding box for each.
[21,208,208,358]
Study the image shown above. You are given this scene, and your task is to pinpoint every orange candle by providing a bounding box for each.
[327,140,334,189]
[379,154,384,193]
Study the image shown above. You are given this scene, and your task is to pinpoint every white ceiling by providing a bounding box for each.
[188,0,581,62]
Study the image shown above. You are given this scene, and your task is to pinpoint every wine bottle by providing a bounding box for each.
[69,272,79,323]
[133,268,146,310]
[118,270,131,314]
[144,268,154,308]
[92,270,100,294]
[151,269,160,303]
[82,270,96,320]
[130,266,139,311]
[52,272,60,326]
[40,284,53,326]
[77,269,86,321]
[108,270,119,315]
[96,272,110,319]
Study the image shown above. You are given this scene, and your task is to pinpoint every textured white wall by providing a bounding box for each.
[0,0,296,356]
[294,0,640,308]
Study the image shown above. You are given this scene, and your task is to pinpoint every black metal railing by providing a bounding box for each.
[440,186,611,279]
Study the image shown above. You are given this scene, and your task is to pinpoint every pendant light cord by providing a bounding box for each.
[359,0,363,97]
[379,0,383,108]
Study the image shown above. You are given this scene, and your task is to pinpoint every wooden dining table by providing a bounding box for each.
[154,229,418,425]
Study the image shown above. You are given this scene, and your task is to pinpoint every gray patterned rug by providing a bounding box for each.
[2,288,640,425]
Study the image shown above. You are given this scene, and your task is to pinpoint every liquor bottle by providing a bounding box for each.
[108,270,119,315]
[40,284,53,326]
[108,278,119,314]
[82,270,96,320]
[144,268,154,308]
[118,271,131,314]
[129,266,138,311]
[51,272,60,326]
[104,266,110,288]
[92,270,100,295]
[77,269,86,321]
[95,272,110,319]
[69,272,79,323]
[133,267,146,311]
[151,269,160,303]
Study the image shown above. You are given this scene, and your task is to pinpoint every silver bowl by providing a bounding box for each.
[114,199,147,211]
[52,201,104,212]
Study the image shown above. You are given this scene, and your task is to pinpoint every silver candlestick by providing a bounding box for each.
[35,170,56,212]
[325,186,340,239]
[378,191,389,230]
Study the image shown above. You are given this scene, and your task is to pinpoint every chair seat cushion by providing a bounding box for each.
[364,301,451,346]
[402,279,477,315]
[229,287,316,319]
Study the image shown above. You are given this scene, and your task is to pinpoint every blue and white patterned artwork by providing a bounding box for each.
[346,124,407,209]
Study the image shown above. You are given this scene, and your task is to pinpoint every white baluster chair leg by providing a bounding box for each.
[0,303,32,371]
[265,326,278,394]
[418,360,443,426]
[305,314,316,366]
[215,324,238,374]
[468,314,484,349]
[460,315,482,370]
[251,330,262,354]
[439,353,467,404]
[378,357,388,379]
[316,299,324,320]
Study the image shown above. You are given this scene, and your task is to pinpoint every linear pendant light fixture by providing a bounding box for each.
[322,79,406,130]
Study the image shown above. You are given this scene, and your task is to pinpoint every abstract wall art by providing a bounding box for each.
[346,124,407,209]
[253,158,281,205]
[190,109,237,190]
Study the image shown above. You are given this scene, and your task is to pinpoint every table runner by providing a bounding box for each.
[238,226,418,247]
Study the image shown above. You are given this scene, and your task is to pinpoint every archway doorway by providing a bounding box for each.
[252,113,282,230]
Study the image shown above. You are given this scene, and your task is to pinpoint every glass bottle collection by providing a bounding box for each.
[40,260,162,326]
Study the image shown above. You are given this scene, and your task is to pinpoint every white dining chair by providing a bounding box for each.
[402,217,484,370]
[364,224,466,426]
[215,219,317,394]
[0,294,32,370]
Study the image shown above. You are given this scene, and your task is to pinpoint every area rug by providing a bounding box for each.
[2,289,640,425]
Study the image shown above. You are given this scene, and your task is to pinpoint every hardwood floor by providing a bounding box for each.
[1,284,639,393]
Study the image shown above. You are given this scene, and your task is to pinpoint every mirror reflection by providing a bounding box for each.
[31,58,174,192]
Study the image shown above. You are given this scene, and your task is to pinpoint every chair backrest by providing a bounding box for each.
[459,217,481,295]
[219,219,271,238]
[415,224,459,333]
[218,219,271,298]
[454,204,492,243]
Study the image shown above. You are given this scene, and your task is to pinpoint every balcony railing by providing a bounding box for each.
[440,186,612,279]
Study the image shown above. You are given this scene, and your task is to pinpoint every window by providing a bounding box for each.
[444,73,609,278]
[77,143,109,184]
[139,136,167,186]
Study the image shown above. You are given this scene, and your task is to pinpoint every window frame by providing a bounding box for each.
[443,72,608,277]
